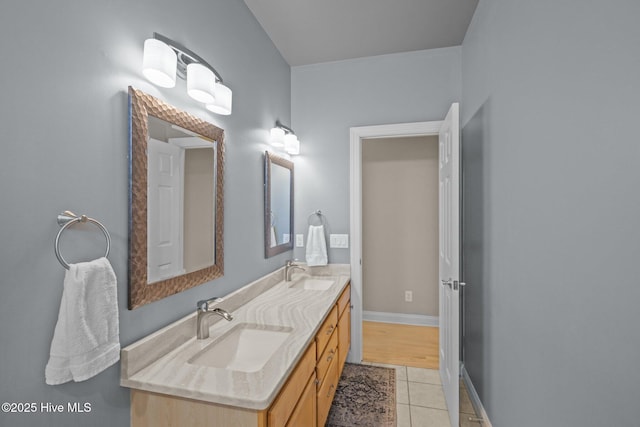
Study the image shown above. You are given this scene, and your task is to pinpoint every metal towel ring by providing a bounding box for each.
[307,210,325,226]
[54,211,111,270]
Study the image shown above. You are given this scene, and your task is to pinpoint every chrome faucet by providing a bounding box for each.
[196,297,233,340]
[285,259,306,282]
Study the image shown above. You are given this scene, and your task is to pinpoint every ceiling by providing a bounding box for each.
[243,0,479,66]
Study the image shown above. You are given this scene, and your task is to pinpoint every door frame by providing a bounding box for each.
[348,120,443,363]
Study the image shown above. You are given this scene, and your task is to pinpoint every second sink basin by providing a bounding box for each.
[289,277,336,291]
[188,323,292,372]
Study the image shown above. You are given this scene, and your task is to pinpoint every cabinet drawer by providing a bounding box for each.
[316,330,338,388]
[317,356,339,427]
[337,283,351,317]
[268,341,316,427]
[315,306,338,357]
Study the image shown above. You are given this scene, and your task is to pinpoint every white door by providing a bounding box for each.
[439,103,460,427]
[148,138,184,283]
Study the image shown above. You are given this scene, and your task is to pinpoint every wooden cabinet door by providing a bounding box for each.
[338,304,351,371]
[268,342,316,427]
[285,374,316,427]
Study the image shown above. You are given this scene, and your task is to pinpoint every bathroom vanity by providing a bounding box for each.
[121,265,351,427]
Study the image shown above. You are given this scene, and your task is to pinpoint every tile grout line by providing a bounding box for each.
[401,365,412,427]
[406,369,413,427]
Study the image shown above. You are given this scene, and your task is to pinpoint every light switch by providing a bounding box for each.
[329,234,349,248]
[296,234,304,247]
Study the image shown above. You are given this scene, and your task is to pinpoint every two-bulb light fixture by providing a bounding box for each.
[142,33,232,115]
[270,121,300,155]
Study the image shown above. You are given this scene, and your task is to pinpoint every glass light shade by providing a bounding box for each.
[270,127,285,147]
[206,83,232,115]
[142,39,177,88]
[187,63,216,104]
[284,134,300,155]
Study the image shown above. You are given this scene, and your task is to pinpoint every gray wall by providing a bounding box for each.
[291,47,461,263]
[362,136,439,317]
[461,1,640,426]
[0,1,290,426]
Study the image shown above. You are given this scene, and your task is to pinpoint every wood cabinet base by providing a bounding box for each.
[131,389,266,427]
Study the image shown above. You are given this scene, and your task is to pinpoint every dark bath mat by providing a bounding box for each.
[326,363,396,427]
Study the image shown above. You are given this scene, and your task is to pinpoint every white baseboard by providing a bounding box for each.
[362,310,439,327]
[461,364,493,427]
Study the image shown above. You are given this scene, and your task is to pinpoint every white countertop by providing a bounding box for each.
[120,265,350,410]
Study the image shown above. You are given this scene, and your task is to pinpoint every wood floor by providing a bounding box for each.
[362,321,439,369]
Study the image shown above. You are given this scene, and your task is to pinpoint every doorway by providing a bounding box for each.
[349,109,462,426]
[348,120,443,365]
[360,135,440,369]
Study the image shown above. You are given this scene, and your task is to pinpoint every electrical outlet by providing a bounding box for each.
[329,234,349,248]
[296,234,304,247]
[405,290,413,302]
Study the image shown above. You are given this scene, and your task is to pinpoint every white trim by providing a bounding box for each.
[363,311,439,327]
[461,364,493,427]
[350,121,443,139]
[349,120,444,364]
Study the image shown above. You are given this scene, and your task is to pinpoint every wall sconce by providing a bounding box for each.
[270,121,300,155]
[142,32,232,115]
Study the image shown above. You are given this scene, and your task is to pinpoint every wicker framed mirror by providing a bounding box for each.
[128,87,224,309]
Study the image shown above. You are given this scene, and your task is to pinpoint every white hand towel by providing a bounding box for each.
[305,225,328,266]
[46,257,120,385]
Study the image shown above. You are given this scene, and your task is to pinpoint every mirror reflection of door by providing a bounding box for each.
[147,137,183,283]
[147,116,217,284]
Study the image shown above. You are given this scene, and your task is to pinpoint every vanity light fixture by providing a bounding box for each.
[284,134,299,155]
[271,121,300,155]
[142,38,177,88]
[205,83,232,116]
[186,63,215,104]
[269,127,285,148]
[142,32,232,115]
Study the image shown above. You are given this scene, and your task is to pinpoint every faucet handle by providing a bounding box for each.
[197,297,223,311]
[286,259,300,266]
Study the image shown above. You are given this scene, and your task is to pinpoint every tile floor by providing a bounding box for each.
[362,362,451,427]
[362,362,482,427]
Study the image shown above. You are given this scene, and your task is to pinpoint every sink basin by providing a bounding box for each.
[188,323,292,372]
[289,277,335,291]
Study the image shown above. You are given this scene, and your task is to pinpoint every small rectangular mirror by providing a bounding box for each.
[264,151,294,257]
